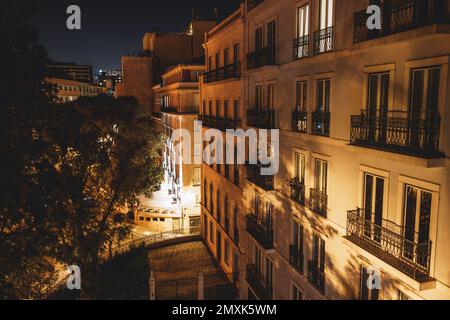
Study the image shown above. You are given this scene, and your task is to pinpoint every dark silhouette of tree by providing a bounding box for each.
[0,0,164,299]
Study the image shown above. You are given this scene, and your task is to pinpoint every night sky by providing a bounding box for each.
[32,0,242,73]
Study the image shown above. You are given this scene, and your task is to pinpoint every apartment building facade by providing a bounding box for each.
[157,63,204,230]
[200,0,450,300]
[199,5,246,295]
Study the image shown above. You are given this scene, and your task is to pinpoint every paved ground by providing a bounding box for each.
[149,241,221,280]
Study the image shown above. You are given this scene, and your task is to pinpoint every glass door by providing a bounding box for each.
[367,73,389,143]
[363,173,385,242]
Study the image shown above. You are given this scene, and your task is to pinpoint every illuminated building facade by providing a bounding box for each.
[200,0,450,300]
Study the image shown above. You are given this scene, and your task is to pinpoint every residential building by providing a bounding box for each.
[199,4,246,294]
[199,0,450,301]
[46,77,105,103]
[46,62,93,83]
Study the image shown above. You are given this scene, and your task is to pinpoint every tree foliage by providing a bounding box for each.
[0,0,164,299]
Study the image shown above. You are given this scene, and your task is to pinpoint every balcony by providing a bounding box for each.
[247,108,277,129]
[350,110,443,158]
[309,188,328,217]
[353,0,449,43]
[247,46,276,70]
[313,26,334,55]
[161,106,197,114]
[246,214,274,250]
[308,261,325,294]
[289,178,306,206]
[293,35,309,59]
[346,209,432,282]
[246,163,274,191]
[246,264,272,300]
[200,115,241,131]
[289,245,304,274]
[311,111,330,137]
[204,63,242,84]
[292,110,308,133]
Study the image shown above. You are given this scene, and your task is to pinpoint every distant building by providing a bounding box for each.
[46,77,105,103]
[97,69,123,94]
[46,62,93,83]
[120,18,217,111]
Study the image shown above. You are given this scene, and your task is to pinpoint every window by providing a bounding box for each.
[233,100,239,123]
[203,178,208,206]
[224,100,229,121]
[255,246,262,275]
[319,0,333,31]
[255,27,263,50]
[208,101,213,118]
[360,266,379,300]
[267,84,275,110]
[216,189,221,224]
[309,234,326,293]
[193,167,201,186]
[291,282,303,300]
[216,100,221,119]
[295,5,310,59]
[233,44,240,64]
[295,81,308,112]
[255,85,262,110]
[290,221,304,273]
[215,52,221,69]
[314,79,331,136]
[294,153,306,183]
[210,184,214,214]
[209,221,214,243]
[363,173,385,242]
[398,290,412,300]
[233,207,239,242]
[314,159,328,194]
[204,214,208,238]
[225,240,231,265]
[265,258,274,297]
[224,48,230,66]
[317,0,334,54]
[403,185,432,264]
[208,56,212,71]
[267,20,276,49]
[224,196,230,233]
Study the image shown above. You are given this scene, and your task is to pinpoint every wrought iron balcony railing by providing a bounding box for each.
[354,0,449,43]
[293,35,309,59]
[313,26,334,55]
[290,178,306,206]
[246,163,275,191]
[289,245,304,274]
[204,63,242,83]
[246,214,274,249]
[199,115,241,131]
[292,110,308,133]
[312,111,330,136]
[309,188,328,217]
[346,209,432,281]
[308,260,325,294]
[350,109,442,158]
[247,108,277,129]
[246,264,272,300]
[247,46,276,70]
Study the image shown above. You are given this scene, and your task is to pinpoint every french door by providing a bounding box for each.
[403,185,432,267]
[409,67,440,150]
[363,173,385,242]
[314,159,328,194]
[367,73,390,143]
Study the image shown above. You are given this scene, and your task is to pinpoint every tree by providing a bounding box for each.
[46,95,163,298]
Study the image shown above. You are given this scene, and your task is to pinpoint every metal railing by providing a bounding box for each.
[346,209,432,280]
[292,110,308,133]
[246,264,273,300]
[312,111,330,136]
[290,179,306,206]
[293,35,309,59]
[350,109,442,158]
[289,245,304,274]
[313,26,334,55]
[246,214,274,249]
[247,46,276,70]
[308,260,325,294]
[204,63,242,83]
[354,0,449,43]
[309,188,328,217]
[199,115,240,131]
[246,163,275,191]
[247,108,277,129]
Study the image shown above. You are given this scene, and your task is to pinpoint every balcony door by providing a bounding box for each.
[267,20,276,63]
[216,100,221,120]
[403,185,432,266]
[224,100,229,122]
[314,159,328,195]
[363,173,384,242]
[367,73,390,143]
[255,27,263,51]
[265,258,273,297]
[318,0,334,53]
[409,67,440,150]
[315,79,330,135]
[255,85,262,111]
[217,230,222,263]
[255,246,262,277]
[296,5,309,59]
[295,153,306,184]
[267,84,275,111]
[234,100,239,124]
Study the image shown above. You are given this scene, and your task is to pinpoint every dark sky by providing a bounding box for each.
[32,0,242,73]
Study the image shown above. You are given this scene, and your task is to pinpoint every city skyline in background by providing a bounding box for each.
[31,0,241,72]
